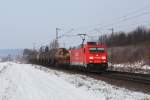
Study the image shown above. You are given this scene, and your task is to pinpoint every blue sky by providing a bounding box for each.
[0,0,150,49]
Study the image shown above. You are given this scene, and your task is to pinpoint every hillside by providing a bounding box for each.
[0,49,22,59]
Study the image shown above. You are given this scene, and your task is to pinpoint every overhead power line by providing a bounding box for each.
[74,5,150,33]
[58,5,150,42]
[112,5,150,21]
[97,11,150,30]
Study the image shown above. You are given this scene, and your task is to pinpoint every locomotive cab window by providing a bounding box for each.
[89,48,105,53]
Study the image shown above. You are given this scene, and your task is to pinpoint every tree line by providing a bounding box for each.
[100,26,150,47]
[99,26,150,64]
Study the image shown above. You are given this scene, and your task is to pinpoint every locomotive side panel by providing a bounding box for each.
[70,48,85,67]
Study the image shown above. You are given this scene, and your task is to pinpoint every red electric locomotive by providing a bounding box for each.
[70,42,108,72]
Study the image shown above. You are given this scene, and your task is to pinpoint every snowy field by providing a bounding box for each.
[0,62,149,100]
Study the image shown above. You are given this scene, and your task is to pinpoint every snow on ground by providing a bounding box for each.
[0,62,149,100]
[0,62,102,100]
[109,61,150,74]
[35,64,150,100]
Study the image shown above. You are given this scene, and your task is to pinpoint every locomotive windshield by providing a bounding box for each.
[89,48,105,53]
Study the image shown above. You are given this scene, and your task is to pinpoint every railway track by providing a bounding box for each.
[101,70,150,85]
[34,64,150,93]
[34,64,150,85]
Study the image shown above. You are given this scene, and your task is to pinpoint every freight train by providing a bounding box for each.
[28,42,108,72]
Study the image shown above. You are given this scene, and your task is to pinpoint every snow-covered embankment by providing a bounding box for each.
[0,62,149,100]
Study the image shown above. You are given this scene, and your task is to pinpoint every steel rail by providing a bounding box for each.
[101,71,150,85]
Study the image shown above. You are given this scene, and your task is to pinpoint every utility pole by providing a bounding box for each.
[108,28,114,45]
[108,28,114,67]
[63,43,66,48]
[55,28,61,48]
[110,28,114,35]
[33,42,36,50]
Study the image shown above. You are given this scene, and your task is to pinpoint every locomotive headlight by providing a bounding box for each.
[101,56,106,60]
[89,56,94,59]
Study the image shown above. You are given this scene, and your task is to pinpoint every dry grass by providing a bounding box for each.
[109,45,150,64]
